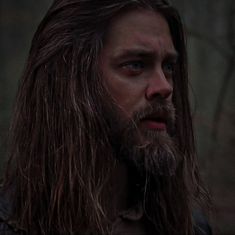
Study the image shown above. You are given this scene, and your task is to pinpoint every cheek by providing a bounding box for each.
[105,76,145,118]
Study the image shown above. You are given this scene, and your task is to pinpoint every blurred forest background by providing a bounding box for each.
[0,0,234,234]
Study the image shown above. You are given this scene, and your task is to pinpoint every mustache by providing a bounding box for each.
[128,99,176,134]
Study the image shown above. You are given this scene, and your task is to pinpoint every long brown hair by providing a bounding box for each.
[4,0,209,234]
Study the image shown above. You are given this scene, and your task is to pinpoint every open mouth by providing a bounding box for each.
[140,116,167,131]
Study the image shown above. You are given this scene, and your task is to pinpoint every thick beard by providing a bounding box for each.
[121,130,179,177]
[103,98,188,234]
[108,99,180,178]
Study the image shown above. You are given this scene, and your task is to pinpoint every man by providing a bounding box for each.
[0,0,211,234]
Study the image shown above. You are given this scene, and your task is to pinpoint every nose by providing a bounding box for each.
[145,70,173,101]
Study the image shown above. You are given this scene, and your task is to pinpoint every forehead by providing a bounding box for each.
[103,9,177,57]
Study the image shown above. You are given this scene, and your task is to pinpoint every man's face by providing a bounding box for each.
[99,9,179,175]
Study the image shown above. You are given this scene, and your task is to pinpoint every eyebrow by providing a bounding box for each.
[112,48,179,61]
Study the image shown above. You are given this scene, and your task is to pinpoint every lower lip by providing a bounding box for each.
[142,120,166,131]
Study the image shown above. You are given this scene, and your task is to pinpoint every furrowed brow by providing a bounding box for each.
[113,49,155,60]
[113,48,179,61]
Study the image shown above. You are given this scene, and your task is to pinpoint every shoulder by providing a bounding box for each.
[193,209,213,235]
[0,186,21,235]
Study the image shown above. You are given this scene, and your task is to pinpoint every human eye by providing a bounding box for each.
[120,60,145,76]
[162,61,177,77]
